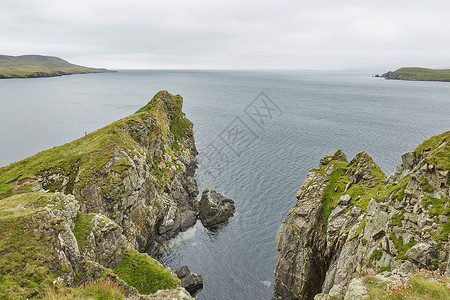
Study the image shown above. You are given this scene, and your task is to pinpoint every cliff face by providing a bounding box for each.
[275,131,450,299]
[0,91,197,298]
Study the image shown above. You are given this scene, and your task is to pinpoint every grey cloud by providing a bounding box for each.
[1,0,450,70]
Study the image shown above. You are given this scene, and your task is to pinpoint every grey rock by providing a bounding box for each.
[406,243,438,268]
[175,266,203,295]
[338,194,352,206]
[275,136,450,299]
[343,278,367,300]
[314,293,333,300]
[198,188,235,228]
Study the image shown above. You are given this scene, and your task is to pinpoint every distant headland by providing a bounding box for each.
[0,55,115,79]
[376,67,450,82]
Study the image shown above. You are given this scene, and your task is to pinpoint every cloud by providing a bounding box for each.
[1,0,450,70]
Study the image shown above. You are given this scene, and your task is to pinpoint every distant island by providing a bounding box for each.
[377,67,450,82]
[0,55,115,79]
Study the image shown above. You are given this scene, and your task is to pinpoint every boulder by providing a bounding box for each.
[175,266,203,295]
[406,243,438,268]
[198,188,235,228]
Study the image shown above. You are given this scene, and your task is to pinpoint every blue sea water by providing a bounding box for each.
[0,70,449,299]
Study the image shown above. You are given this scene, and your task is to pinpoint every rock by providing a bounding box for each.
[343,278,368,300]
[320,150,348,167]
[144,287,194,299]
[275,131,450,300]
[401,152,416,171]
[406,243,438,268]
[338,194,352,206]
[314,293,333,300]
[198,188,235,228]
[350,206,362,218]
[175,266,203,295]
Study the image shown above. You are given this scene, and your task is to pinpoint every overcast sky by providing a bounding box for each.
[1,0,449,70]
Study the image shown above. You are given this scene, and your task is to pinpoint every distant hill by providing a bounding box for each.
[0,55,115,78]
[380,67,450,82]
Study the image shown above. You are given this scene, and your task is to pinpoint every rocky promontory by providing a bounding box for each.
[0,54,114,79]
[0,91,204,298]
[380,67,450,82]
[275,131,450,299]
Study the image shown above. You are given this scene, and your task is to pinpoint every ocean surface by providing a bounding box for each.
[1,70,449,299]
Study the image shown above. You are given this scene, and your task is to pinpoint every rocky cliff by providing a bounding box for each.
[0,91,199,299]
[275,131,450,299]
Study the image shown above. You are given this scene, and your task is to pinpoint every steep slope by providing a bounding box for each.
[0,91,198,298]
[275,131,450,299]
[0,54,113,78]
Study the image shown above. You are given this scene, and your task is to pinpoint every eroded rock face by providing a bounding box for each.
[37,91,199,256]
[275,131,450,300]
[198,188,235,228]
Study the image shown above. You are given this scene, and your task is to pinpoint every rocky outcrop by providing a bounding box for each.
[198,188,235,228]
[275,131,450,299]
[31,90,199,256]
[176,266,204,295]
[0,91,200,298]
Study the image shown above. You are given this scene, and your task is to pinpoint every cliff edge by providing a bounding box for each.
[275,131,450,299]
[0,91,199,298]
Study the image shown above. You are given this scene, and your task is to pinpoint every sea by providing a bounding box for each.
[1,70,449,299]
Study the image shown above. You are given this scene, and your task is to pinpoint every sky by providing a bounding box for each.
[1,0,449,70]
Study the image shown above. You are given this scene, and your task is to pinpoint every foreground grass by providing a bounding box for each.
[114,250,177,295]
[364,270,450,299]
[42,279,124,300]
[382,67,450,82]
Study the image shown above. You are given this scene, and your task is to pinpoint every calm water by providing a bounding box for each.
[1,70,449,299]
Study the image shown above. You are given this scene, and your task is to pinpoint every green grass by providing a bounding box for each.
[389,233,416,260]
[389,213,405,227]
[73,212,95,253]
[114,250,177,294]
[364,270,450,299]
[0,192,51,220]
[420,177,434,193]
[414,131,450,170]
[383,67,450,82]
[42,279,124,300]
[423,195,450,217]
[370,249,383,261]
[351,217,366,240]
[0,54,113,79]
[374,176,410,202]
[318,151,386,229]
[0,213,60,298]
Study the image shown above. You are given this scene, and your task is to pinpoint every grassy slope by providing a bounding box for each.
[0,55,113,78]
[0,91,192,201]
[364,270,450,300]
[383,67,450,82]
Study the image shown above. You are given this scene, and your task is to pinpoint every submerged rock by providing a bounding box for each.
[198,188,235,228]
[176,266,203,295]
